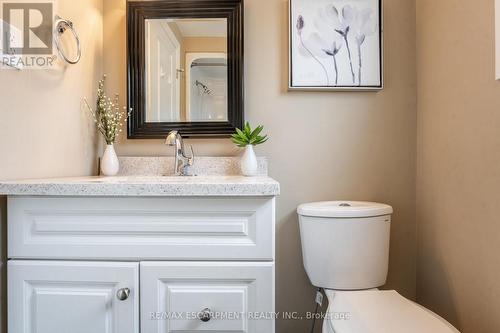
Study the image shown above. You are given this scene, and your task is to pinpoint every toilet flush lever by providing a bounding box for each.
[315,290,323,306]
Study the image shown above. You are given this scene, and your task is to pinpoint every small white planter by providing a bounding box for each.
[241,145,258,177]
[101,144,119,176]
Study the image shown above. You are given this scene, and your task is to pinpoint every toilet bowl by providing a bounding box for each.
[298,201,460,333]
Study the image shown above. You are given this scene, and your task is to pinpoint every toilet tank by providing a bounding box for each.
[298,201,393,290]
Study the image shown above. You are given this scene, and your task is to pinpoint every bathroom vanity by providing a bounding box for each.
[1,0,261,330]
[0,158,279,333]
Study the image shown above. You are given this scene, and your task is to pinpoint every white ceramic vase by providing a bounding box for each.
[101,144,119,176]
[241,145,258,177]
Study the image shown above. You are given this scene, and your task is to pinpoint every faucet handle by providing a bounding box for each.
[187,145,195,166]
[180,145,195,176]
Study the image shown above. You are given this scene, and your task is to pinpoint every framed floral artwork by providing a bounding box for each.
[289,0,383,91]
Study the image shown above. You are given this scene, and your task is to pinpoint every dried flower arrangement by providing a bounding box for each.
[84,75,130,145]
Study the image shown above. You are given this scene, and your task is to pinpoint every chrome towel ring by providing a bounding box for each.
[54,16,81,64]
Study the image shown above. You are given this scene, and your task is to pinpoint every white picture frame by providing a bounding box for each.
[288,0,383,91]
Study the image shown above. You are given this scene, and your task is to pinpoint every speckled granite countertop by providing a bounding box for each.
[0,176,280,197]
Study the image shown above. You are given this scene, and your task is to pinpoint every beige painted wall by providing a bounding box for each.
[105,1,417,332]
[0,1,103,331]
[416,1,500,332]
[0,1,103,181]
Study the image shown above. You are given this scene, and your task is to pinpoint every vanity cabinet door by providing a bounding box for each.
[8,261,139,333]
[140,262,275,333]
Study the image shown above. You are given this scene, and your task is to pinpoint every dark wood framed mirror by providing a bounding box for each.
[127,0,244,138]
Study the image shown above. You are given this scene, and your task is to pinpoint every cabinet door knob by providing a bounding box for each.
[198,308,212,322]
[116,288,131,301]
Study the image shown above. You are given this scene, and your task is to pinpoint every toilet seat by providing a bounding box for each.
[322,290,460,333]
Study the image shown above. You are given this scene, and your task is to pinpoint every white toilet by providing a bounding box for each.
[298,201,460,333]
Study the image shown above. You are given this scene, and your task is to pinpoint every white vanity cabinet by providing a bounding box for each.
[5,190,278,333]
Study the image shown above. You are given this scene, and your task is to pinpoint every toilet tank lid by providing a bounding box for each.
[297,201,393,218]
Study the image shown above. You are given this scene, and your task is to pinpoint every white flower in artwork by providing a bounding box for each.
[304,32,343,85]
[352,7,377,85]
[313,4,357,84]
[296,15,331,85]
[318,4,377,86]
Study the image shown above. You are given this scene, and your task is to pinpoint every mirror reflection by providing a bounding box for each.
[144,18,228,123]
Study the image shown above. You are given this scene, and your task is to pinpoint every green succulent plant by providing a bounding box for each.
[231,122,268,147]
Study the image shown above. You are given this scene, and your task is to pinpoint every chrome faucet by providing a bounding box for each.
[165,131,195,176]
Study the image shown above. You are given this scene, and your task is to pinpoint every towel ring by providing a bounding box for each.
[54,16,81,64]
